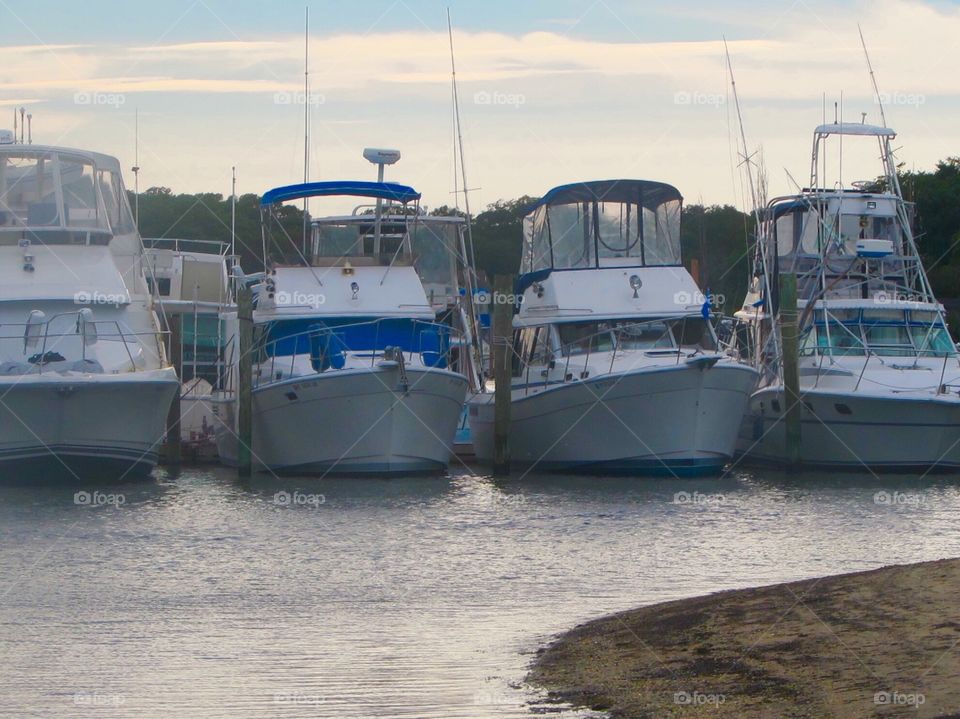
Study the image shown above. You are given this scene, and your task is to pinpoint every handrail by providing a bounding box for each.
[0,313,166,375]
[247,317,465,390]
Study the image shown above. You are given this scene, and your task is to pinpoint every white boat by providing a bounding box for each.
[468,180,759,475]
[0,131,178,479]
[213,150,478,475]
[733,122,960,470]
[144,238,235,457]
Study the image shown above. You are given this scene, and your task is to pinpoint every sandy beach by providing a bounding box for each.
[530,559,960,718]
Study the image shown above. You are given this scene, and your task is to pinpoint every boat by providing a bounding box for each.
[0,130,179,479]
[144,238,235,459]
[733,121,960,470]
[212,149,478,475]
[468,180,759,476]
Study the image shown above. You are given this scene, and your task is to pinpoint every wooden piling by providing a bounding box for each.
[779,272,802,469]
[237,285,254,477]
[164,313,182,465]
[492,274,514,476]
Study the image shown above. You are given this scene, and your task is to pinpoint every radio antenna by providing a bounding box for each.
[302,6,311,260]
[859,24,887,128]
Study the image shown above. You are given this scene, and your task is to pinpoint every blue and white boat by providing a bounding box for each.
[469,180,759,475]
[213,152,476,475]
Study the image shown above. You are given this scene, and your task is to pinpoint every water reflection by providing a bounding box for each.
[1,464,959,717]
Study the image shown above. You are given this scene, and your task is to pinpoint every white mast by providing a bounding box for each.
[132,108,140,229]
[231,165,237,259]
[302,6,310,260]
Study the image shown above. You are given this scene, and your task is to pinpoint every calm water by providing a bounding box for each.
[2,465,960,718]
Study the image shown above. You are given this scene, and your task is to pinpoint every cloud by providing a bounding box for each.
[3,0,959,210]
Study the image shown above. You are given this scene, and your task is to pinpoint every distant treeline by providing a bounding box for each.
[128,157,960,326]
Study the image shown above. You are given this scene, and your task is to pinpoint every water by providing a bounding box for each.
[2,466,960,718]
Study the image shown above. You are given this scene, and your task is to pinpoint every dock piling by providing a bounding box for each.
[492,274,514,476]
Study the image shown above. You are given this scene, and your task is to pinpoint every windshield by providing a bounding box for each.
[800,308,955,358]
[557,317,715,356]
[0,150,133,240]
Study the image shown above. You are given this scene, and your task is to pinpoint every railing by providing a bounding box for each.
[248,318,465,390]
[142,237,231,256]
[0,310,167,375]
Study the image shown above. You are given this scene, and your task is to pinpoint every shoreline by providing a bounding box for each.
[529,559,960,718]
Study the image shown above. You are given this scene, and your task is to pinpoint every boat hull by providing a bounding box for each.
[470,362,757,476]
[214,367,468,475]
[738,386,960,470]
[0,369,179,482]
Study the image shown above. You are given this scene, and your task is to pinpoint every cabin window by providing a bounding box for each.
[60,158,100,229]
[556,318,713,356]
[0,152,59,228]
[529,326,553,366]
[97,169,135,235]
[670,318,716,350]
[527,194,682,272]
[861,310,914,357]
[909,311,955,357]
[146,276,172,297]
[614,321,674,350]
[557,321,614,356]
[811,308,956,358]
[775,214,796,257]
[815,319,866,356]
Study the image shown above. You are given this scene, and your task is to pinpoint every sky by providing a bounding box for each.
[2,0,960,218]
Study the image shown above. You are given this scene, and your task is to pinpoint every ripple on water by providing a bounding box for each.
[2,467,960,717]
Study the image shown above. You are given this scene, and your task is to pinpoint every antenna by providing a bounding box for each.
[132,108,141,229]
[19,107,25,143]
[447,9,478,268]
[859,24,887,128]
[302,6,310,261]
[723,38,760,218]
[448,8,485,391]
[231,165,237,259]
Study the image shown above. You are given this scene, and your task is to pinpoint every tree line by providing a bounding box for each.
[129,156,960,328]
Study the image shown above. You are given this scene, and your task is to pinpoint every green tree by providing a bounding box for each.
[470,195,539,282]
